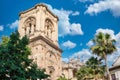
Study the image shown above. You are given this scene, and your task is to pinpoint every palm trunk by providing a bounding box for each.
[104,54,112,80]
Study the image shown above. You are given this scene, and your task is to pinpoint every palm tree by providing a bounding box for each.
[91,32,116,80]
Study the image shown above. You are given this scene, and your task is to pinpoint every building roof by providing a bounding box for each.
[19,3,59,20]
[62,58,84,69]
[112,55,120,66]
[109,55,120,71]
[109,65,120,71]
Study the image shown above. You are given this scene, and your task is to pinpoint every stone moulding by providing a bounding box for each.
[19,3,59,21]
[30,35,63,53]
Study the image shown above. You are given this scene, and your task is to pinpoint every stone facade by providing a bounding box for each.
[109,56,120,80]
[18,4,62,80]
[62,58,84,80]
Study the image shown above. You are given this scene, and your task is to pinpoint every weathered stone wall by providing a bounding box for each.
[18,4,62,80]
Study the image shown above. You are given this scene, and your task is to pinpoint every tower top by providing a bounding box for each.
[19,3,59,21]
[18,3,60,47]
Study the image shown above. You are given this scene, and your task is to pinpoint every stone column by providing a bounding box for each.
[48,29,50,38]
[31,25,34,34]
[26,27,29,35]
[45,25,47,36]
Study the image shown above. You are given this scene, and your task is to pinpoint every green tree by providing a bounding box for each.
[57,74,67,80]
[86,57,105,80]
[76,65,92,80]
[91,32,116,80]
[0,36,9,47]
[0,31,49,80]
[76,57,105,80]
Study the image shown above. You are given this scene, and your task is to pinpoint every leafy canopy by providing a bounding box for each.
[57,74,67,80]
[0,31,49,80]
[76,57,105,80]
[91,32,116,58]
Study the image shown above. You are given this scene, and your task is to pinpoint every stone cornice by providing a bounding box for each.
[30,35,62,53]
[109,65,120,71]
[19,3,59,21]
[112,55,120,66]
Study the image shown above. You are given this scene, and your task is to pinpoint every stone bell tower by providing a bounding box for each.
[18,4,62,80]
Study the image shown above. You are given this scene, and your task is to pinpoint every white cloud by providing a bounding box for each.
[115,32,120,47]
[95,28,120,45]
[8,20,18,29]
[62,48,97,63]
[79,0,94,3]
[86,40,94,47]
[71,49,92,58]
[87,28,116,47]
[71,11,80,16]
[62,40,76,49]
[70,23,83,35]
[62,58,69,62]
[96,28,115,39]
[46,4,83,36]
[70,49,92,62]
[0,25,4,31]
[85,0,120,17]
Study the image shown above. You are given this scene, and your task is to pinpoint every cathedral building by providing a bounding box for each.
[62,58,84,80]
[18,3,83,80]
[18,4,62,80]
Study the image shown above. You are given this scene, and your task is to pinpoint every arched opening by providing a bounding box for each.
[73,69,77,77]
[48,66,55,79]
[29,23,32,34]
[46,51,58,64]
[24,17,36,35]
[45,19,53,39]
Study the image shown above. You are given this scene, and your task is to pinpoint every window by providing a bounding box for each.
[48,66,55,75]
[24,17,36,35]
[49,71,52,74]
[46,25,49,36]
[36,47,38,50]
[24,28,26,34]
[34,25,36,31]
[111,74,116,80]
[45,19,53,39]
[29,23,32,34]
[50,54,52,57]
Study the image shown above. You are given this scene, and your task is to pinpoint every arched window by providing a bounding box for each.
[24,17,36,35]
[48,66,55,75]
[29,23,32,34]
[45,19,53,39]
[24,28,26,34]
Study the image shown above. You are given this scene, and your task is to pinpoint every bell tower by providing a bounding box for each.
[18,4,62,80]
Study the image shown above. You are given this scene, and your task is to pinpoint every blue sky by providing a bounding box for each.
[0,0,120,66]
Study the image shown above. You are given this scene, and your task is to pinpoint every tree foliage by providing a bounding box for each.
[91,32,116,57]
[76,57,105,80]
[0,31,49,80]
[57,74,67,80]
